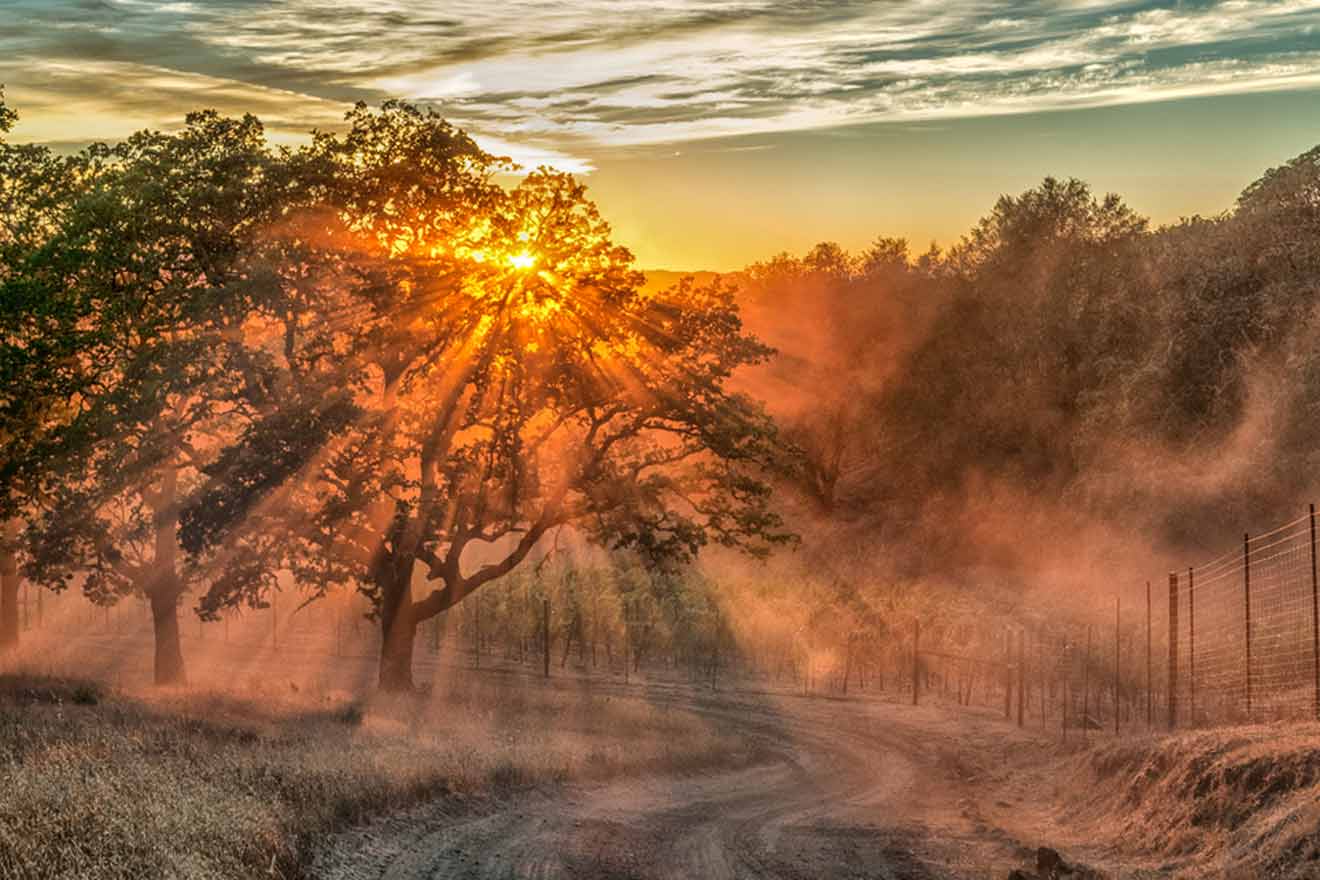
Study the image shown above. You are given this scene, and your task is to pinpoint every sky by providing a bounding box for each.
[3,0,1320,268]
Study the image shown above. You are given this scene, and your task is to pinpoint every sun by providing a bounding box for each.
[508,251,537,270]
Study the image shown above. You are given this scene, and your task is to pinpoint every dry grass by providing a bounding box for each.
[0,674,761,880]
[1056,725,1320,878]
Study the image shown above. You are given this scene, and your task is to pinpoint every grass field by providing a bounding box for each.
[0,673,762,880]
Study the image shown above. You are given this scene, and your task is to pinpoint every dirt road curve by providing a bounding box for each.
[315,685,1043,880]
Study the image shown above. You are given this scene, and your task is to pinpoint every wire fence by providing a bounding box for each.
[908,505,1320,736]
[1166,510,1320,727]
[6,506,1320,736]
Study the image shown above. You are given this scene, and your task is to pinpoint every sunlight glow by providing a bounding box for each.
[508,251,537,270]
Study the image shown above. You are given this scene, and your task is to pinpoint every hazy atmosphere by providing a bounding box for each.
[5,2,1320,879]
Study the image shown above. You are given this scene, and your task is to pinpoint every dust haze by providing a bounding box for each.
[6,86,1320,880]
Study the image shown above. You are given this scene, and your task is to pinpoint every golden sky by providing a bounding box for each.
[5,1,1320,268]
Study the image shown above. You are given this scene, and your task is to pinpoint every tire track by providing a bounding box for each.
[315,688,1029,880]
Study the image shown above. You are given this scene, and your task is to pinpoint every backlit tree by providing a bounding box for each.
[183,104,790,690]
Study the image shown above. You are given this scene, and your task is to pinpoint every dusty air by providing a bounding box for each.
[3,3,1320,878]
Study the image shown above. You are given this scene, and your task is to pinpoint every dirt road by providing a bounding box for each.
[314,684,1048,880]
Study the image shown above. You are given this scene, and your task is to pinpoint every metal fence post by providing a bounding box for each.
[1244,533,1252,720]
[911,619,920,707]
[542,597,550,679]
[1017,629,1025,728]
[1189,566,1195,726]
[1062,637,1069,743]
[1082,624,1092,743]
[1146,580,1152,727]
[1114,595,1121,736]
[1039,629,1046,729]
[1004,628,1013,720]
[1168,572,1178,730]
[1312,504,1319,722]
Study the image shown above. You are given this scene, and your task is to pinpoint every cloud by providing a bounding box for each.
[0,58,347,145]
[4,0,1320,162]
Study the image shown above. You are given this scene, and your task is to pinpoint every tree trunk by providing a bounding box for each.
[148,467,186,686]
[0,522,19,652]
[378,572,418,692]
[380,614,417,691]
[150,590,187,686]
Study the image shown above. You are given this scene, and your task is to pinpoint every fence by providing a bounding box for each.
[908,504,1320,737]
[6,507,1320,734]
[1164,508,1320,727]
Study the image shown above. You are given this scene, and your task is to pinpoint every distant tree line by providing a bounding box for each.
[741,152,1320,572]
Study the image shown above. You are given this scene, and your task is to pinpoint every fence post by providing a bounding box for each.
[1017,629,1025,728]
[1188,566,1195,726]
[1168,572,1178,730]
[912,619,920,707]
[1114,595,1121,736]
[1312,504,1319,722]
[711,610,721,692]
[1004,629,1013,720]
[1082,624,1092,743]
[1146,580,1152,727]
[1062,637,1069,743]
[1244,533,1252,720]
[1039,629,1046,730]
[542,597,550,679]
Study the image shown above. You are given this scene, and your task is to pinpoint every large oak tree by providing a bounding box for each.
[183,103,789,690]
[10,107,291,683]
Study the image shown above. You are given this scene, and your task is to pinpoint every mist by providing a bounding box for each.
[7,82,1320,879]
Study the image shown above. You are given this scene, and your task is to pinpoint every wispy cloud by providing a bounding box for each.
[4,0,1320,169]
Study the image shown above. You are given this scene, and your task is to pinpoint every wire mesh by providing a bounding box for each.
[1173,512,1320,727]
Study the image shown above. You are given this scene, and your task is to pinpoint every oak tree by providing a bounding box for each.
[184,103,790,690]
